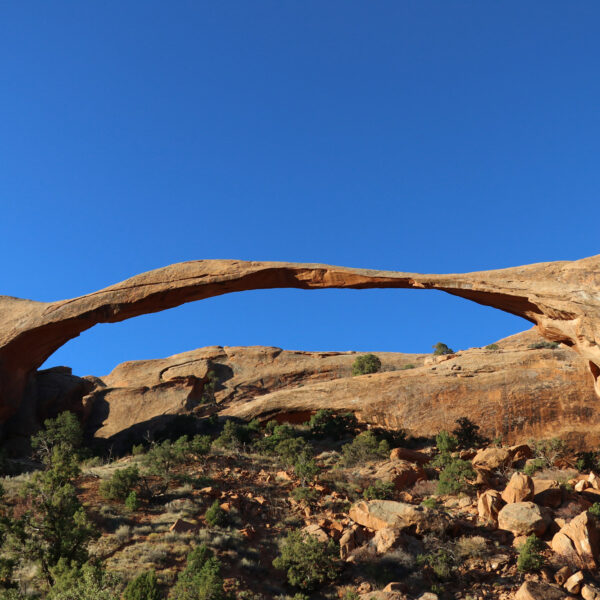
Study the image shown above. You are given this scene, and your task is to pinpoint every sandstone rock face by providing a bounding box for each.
[222,329,600,449]
[3,254,600,427]
[348,500,446,534]
[551,510,600,569]
[497,501,551,536]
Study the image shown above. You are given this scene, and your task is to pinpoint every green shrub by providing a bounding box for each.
[528,341,559,350]
[484,343,499,351]
[141,434,209,493]
[272,530,339,590]
[432,342,454,356]
[308,410,357,440]
[201,370,219,404]
[99,466,140,502]
[341,431,390,466]
[401,363,416,370]
[576,451,600,473]
[275,437,311,467]
[293,455,319,485]
[430,430,458,469]
[351,354,382,376]
[363,480,394,500]
[47,561,122,600]
[189,434,212,457]
[452,417,488,449]
[31,411,84,465]
[417,548,454,580]
[125,491,140,512]
[213,419,260,451]
[435,430,458,454]
[517,535,545,572]
[254,423,298,455]
[589,502,600,519]
[123,570,161,600]
[436,459,476,495]
[7,429,97,584]
[205,500,227,528]
[523,458,546,477]
[132,444,146,456]
[420,498,437,509]
[528,437,568,468]
[170,545,226,600]
[291,487,320,506]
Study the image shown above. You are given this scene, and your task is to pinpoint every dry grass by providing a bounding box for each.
[409,479,438,497]
[106,541,170,576]
[455,536,490,560]
[534,468,578,483]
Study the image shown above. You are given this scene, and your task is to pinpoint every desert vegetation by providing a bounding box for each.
[0,412,599,599]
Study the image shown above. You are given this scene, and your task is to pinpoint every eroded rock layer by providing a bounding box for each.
[77,330,599,449]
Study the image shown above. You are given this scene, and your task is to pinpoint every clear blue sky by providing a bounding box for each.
[1,2,598,376]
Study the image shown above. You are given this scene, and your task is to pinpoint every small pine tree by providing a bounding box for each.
[452,417,488,449]
[432,342,454,356]
[123,570,161,600]
[170,545,226,600]
[99,466,140,502]
[205,500,227,527]
[436,459,476,495]
[273,530,339,590]
[125,491,140,512]
[517,535,545,572]
[351,354,382,376]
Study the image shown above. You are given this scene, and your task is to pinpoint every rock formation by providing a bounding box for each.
[2,255,600,430]
[41,329,596,450]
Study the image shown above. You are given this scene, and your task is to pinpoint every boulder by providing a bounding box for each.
[554,565,572,585]
[303,523,329,542]
[169,519,198,533]
[551,510,600,569]
[514,581,567,600]
[509,444,533,462]
[472,447,511,472]
[389,447,429,465]
[339,525,371,560]
[533,479,562,508]
[501,472,534,503]
[477,489,504,525]
[370,528,402,554]
[348,500,447,534]
[497,501,551,536]
[368,460,427,491]
[582,584,600,600]
[564,571,584,594]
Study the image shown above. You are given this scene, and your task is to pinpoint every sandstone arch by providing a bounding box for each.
[1,255,600,421]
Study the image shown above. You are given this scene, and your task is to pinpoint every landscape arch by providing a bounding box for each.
[1,255,600,423]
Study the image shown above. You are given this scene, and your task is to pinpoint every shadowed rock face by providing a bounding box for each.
[1,255,600,422]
